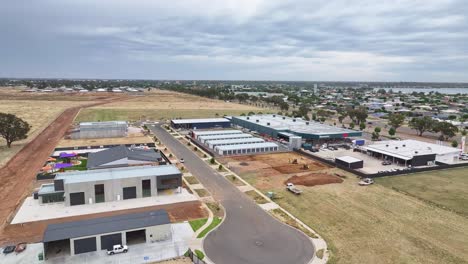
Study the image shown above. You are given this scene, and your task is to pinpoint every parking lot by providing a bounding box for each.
[310,148,412,174]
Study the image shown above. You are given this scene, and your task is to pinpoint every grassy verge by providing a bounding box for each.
[244,190,269,204]
[197,217,222,238]
[205,202,224,218]
[269,209,318,239]
[194,249,205,260]
[194,189,209,197]
[184,176,199,185]
[226,174,246,186]
[189,218,208,232]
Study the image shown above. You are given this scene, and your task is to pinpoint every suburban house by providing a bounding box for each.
[37,165,182,206]
[86,145,165,170]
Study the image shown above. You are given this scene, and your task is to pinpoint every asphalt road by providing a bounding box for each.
[150,125,314,264]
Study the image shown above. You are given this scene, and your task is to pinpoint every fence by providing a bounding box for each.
[296,149,468,178]
[185,249,207,264]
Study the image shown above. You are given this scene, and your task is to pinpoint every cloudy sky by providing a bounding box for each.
[1,0,468,81]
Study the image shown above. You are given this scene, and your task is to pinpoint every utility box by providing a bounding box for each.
[289,136,302,150]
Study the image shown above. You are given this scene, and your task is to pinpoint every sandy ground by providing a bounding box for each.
[219,152,340,190]
[0,200,207,247]
[57,129,153,147]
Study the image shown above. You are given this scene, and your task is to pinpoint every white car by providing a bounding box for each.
[107,245,128,255]
[180,158,185,163]
[358,178,374,186]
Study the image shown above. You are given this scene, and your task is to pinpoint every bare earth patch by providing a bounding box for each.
[285,173,343,187]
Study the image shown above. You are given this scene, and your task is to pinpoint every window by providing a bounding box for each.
[142,179,151,197]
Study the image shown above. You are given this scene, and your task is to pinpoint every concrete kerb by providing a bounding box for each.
[200,203,227,264]
[170,129,329,264]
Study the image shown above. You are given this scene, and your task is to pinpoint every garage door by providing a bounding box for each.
[123,187,137,200]
[70,192,85,206]
[74,237,96,255]
[101,233,122,250]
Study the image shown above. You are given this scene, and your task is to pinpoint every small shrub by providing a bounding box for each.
[169,153,173,157]
[210,157,216,164]
[218,164,223,171]
[164,147,167,151]
[451,140,458,148]
[203,154,207,158]
[180,166,185,171]
[187,142,191,146]
[194,147,198,151]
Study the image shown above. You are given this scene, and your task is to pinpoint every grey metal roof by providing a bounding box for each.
[55,165,181,184]
[171,118,230,124]
[215,142,278,151]
[336,156,362,163]
[80,121,127,126]
[87,145,162,169]
[38,184,63,195]
[198,134,253,141]
[43,210,170,242]
[365,140,458,160]
[193,130,242,136]
[205,137,265,146]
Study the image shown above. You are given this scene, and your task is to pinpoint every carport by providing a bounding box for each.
[42,209,171,257]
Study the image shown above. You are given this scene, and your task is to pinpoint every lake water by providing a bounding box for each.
[374,88,468,95]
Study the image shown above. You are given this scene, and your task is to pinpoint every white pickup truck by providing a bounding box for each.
[286,183,302,195]
[107,245,128,255]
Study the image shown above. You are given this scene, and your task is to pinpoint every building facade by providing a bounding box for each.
[72,121,128,139]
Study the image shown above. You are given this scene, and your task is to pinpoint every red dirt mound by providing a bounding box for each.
[285,173,343,187]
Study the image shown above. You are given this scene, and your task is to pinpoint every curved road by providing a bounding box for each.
[151,125,314,264]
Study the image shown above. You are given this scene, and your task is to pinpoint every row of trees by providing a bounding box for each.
[409,116,459,140]
[0,113,31,148]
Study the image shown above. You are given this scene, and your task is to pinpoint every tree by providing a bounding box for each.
[349,122,355,129]
[359,123,366,130]
[372,132,380,140]
[408,116,435,136]
[462,129,467,136]
[348,107,368,125]
[374,127,381,133]
[388,113,405,131]
[451,140,458,148]
[433,121,458,141]
[388,127,396,137]
[0,113,31,148]
[279,102,289,111]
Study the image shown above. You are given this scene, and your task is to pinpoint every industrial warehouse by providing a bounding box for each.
[71,121,128,139]
[365,140,461,166]
[42,210,171,256]
[37,165,182,206]
[170,118,231,129]
[231,114,362,144]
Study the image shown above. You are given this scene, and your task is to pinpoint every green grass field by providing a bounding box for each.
[237,168,468,264]
[76,108,266,122]
[197,217,222,238]
[189,218,208,232]
[377,167,468,216]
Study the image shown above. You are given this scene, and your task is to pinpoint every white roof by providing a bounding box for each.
[193,130,242,136]
[215,142,278,151]
[55,165,180,184]
[198,134,253,141]
[172,118,230,124]
[234,115,357,136]
[366,140,459,160]
[336,156,362,163]
[206,137,264,146]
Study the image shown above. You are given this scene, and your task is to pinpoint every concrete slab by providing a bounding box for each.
[189,184,204,189]
[0,223,194,264]
[237,185,254,192]
[260,203,280,211]
[12,189,198,224]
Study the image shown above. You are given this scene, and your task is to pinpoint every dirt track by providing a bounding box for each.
[0,97,129,244]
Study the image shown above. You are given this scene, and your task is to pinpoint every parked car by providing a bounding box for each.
[107,245,128,255]
[382,160,392,165]
[358,178,374,186]
[15,243,27,253]
[286,183,302,195]
[179,158,185,163]
[3,245,16,254]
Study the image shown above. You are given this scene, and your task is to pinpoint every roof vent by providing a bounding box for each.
[403,144,406,147]
[267,122,270,126]
[293,119,296,122]
[306,122,309,125]
[415,151,418,154]
[395,147,398,149]
[247,117,250,120]
[386,144,389,147]
[273,114,276,117]
[283,117,286,120]
[256,119,259,123]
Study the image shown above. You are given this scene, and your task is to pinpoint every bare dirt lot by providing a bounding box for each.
[219,152,336,189]
[285,173,343,187]
[57,128,153,147]
[0,201,207,246]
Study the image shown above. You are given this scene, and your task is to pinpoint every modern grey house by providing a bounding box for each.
[43,209,171,256]
[86,145,164,170]
[71,121,128,139]
[38,165,182,206]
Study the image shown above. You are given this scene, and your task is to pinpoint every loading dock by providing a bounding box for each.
[126,229,146,245]
[100,233,122,250]
[69,192,85,206]
[123,186,137,200]
[73,237,97,255]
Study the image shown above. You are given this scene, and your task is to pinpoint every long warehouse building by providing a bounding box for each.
[215,142,279,155]
[192,129,243,140]
[231,114,361,143]
[171,118,231,129]
[198,133,253,144]
[206,137,265,149]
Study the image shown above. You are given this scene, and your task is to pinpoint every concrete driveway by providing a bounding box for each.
[151,125,314,264]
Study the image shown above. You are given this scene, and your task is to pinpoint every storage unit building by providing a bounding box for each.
[206,137,265,149]
[171,118,231,129]
[198,133,253,144]
[43,209,171,256]
[192,130,243,140]
[335,156,364,169]
[41,165,182,206]
[215,142,279,155]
